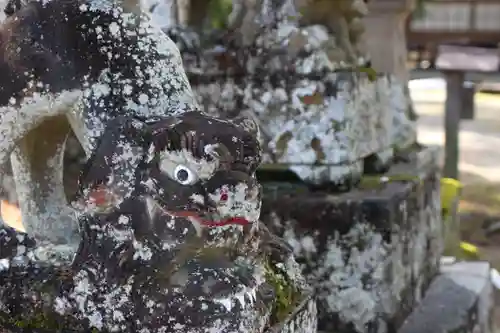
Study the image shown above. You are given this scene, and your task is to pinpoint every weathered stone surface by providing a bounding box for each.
[260,145,442,333]
[0,112,316,333]
[399,261,495,333]
[0,0,200,248]
[190,71,393,188]
[383,145,443,303]
[364,80,417,176]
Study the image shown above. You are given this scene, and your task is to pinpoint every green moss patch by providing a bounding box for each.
[1,310,65,331]
[264,261,302,325]
[358,175,414,191]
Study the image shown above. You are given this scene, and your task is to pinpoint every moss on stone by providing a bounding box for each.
[3,310,63,331]
[358,176,388,190]
[264,260,302,325]
[393,141,423,156]
[358,176,400,190]
[359,174,421,191]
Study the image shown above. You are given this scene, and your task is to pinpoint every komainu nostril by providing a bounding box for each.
[220,193,228,202]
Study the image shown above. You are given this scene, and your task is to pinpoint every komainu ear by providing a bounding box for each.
[74,117,150,213]
[229,111,260,139]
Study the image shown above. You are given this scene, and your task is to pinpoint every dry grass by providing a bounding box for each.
[458,175,500,269]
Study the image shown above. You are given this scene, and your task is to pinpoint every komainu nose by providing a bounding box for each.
[203,171,261,206]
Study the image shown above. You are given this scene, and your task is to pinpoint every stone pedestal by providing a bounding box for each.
[162,0,419,190]
[260,145,442,333]
[191,71,395,188]
[176,40,415,190]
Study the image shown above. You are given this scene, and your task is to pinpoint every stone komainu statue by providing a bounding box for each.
[0,0,316,332]
[0,0,197,245]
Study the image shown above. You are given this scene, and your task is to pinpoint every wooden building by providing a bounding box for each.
[406,0,500,68]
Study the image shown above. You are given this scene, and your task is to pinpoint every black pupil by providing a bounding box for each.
[176,169,189,182]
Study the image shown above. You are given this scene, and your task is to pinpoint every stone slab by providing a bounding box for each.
[399,261,495,333]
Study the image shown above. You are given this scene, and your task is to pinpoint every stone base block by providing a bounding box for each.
[399,261,495,333]
[261,184,435,331]
[260,146,442,333]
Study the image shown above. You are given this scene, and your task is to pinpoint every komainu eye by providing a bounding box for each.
[173,164,198,185]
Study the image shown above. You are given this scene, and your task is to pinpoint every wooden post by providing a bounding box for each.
[443,71,464,180]
[460,82,475,120]
[436,45,499,180]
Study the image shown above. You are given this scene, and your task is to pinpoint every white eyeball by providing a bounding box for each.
[173,164,198,185]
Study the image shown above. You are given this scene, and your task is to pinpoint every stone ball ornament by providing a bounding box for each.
[0,0,317,331]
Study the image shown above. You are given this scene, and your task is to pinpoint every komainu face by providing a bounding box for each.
[76,111,262,251]
[142,111,262,247]
[70,112,267,332]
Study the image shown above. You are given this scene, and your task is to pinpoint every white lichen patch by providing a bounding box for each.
[0,258,10,271]
[312,224,390,332]
[207,183,261,224]
[268,211,425,332]
[212,284,258,312]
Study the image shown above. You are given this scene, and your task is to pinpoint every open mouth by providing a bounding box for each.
[145,194,252,228]
[166,210,251,227]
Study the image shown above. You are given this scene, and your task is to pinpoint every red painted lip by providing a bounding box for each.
[201,216,250,227]
[169,211,250,227]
